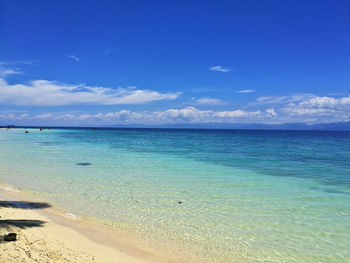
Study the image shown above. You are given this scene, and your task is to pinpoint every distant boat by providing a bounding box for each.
[25,129,29,134]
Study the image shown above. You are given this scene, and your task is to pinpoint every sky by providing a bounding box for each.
[0,0,349,126]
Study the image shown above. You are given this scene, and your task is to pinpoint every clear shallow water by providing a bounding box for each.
[0,128,349,262]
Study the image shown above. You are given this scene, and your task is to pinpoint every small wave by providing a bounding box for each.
[64,212,78,218]
[0,185,20,192]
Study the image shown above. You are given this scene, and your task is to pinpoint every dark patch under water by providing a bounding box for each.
[58,129,350,187]
[76,162,91,166]
[309,186,350,195]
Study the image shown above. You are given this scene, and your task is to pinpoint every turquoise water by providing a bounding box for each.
[0,128,349,262]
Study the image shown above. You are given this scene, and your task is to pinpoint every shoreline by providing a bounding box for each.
[0,129,212,263]
[3,129,349,262]
[0,182,170,263]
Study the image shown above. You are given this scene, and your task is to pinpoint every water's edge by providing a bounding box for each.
[1,128,349,262]
[0,181,204,263]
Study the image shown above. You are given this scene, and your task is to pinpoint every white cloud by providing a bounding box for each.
[1,64,349,125]
[68,55,80,62]
[18,114,29,119]
[0,68,22,77]
[281,96,350,115]
[255,94,315,105]
[0,113,28,120]
[2,107,276,125]
[209,65,232,72]
[35,113,53,119]
[0,78,181,106]
[214,109,256,118]
[0,113,15,119]
[55,114,75,120]
[248,93,350,123]
[278,95,350,123]
[299,96,350,108]
[4,92,350,124]
[265,108,277,117]
[236,89,255,93]
[0,60,36,66]
[96,107,269,123]
[195,97,226,105]
[284,107,336,116]
[111,106,274,123]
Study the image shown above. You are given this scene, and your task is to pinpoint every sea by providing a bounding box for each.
[0,128,349,262]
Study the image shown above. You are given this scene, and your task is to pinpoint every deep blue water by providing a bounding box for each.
[58,129,350,187]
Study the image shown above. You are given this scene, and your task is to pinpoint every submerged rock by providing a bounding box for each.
[4,233,17,242]
[76,162,92,166]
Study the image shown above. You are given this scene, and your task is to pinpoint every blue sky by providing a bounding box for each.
[0,0,349,126]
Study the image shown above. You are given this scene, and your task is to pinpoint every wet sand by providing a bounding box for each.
[0,186,163,263]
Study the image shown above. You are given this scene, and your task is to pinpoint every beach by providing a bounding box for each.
[2,0,349,261]
[0,128,349,262]
[0,185,163,263]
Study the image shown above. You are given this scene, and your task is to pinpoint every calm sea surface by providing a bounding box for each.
[0,128,349,262]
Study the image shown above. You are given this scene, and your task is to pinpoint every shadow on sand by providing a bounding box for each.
[0,201,51,210]
[0,219,45,230]
[0,200,48,244]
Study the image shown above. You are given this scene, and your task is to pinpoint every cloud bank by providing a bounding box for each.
[2,93,350,125]
[254,94,350,123]
[1,65,349,125]
[0,78,181,106]
[282,95,350,121]
[0,107,278,125]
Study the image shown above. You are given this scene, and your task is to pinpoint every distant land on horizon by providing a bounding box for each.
[3,121,350,131]
[109,121,350,131]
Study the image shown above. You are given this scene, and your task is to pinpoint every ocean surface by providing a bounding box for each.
[0,128,349,262]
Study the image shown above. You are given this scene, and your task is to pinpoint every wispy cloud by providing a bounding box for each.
[35,113,53,119]
[0,61,28,77]
[236,89,255,93]
[68,55,80,62]
[209,65,232,72]
[0,78,181,106]
[195,97,226,105]
[104,48,114,55]
[0,113,28,120]
[0,60,37,66]
[0,68,23,77]
[254,94,315,105]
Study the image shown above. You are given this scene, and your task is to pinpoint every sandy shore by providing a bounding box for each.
[0,186,163,263]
